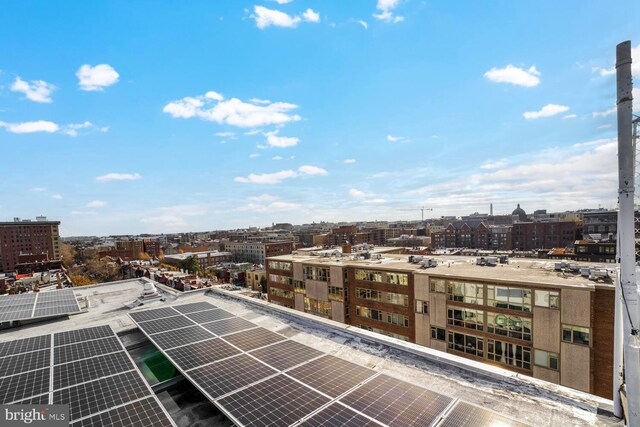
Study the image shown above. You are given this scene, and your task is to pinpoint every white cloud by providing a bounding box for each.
[249,153,260,158]
[597,124,613,130]
[387,134,409,143]
[245,129,263,136]
[248,194,280,201]
[86,200,107,208]
[62,121,94,137]
[163,92,301,128]
[204,91,224,101]
[96,172,142,182]
[249,98,271,105]
[253,5,301,28]
[480,159,508,170]
[363,199,387,205]
[523,104,569,120]
[373,0,404,23]
[245,201,300,212]
[264,130,299,147]
[298,165,327,175]
[349,188,366,198]
[31,187,46,192]
[274,0,293,4]
[51,194,63,200]
[11,77,55,103]
[215,131,235,137]
[235,170,298,184]
[0,120,59,134]
[592,107,616,118]
[76,64,119,91]
[302,8,320,22]
[272,156,283,160]
[356,20,368,29]
[592,66,615,77]
[484,65,541,87]
[563,114,577,119]
[344,159,356,164]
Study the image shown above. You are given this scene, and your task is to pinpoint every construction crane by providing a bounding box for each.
[396,206,433,222]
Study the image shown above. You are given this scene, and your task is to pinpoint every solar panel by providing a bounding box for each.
[0,368,50,404]
[218,374,331,426]
[55,325,114,346]
[53,351,133,390]
[287,355,376,398]
[173,301,218,314]
[0,348,50,377]
[53,371,152,422]
[221,327,287,351]
[149,325,214,350]
[0,290,81,322]
[248,340,324,371]
[136,315,195,334]
[54,336,123,365]
[298,402,380,427]
[13,393,51,405]
[129,307,179,323]
[201,317,257,336]
[185,308,236,324]
[187,354,278,399]
[71,397,175,427]
[438,401,529,427]
[0,335,51,357]
[165,338,241,370]
[339,374,454,427]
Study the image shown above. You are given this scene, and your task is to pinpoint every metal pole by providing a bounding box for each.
[616,40,640,426]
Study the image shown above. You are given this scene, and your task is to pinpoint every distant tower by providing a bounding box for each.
[490,203,493,216]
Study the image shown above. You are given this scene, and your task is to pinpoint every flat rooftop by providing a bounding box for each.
[268,253,615,289]
[0,278,620,426]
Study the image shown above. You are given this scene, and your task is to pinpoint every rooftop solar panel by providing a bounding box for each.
[339,374,454,427]
[129,307,179,323]
[0,290,81,323]
[0,335,51,357]
[165,338,242,370]
[438,401,529,427]
[248,340,324,371]
[149,325,214,350]
[187,354,278,399]
[298,402,381,427]
[53,371,152,422]
[173,301,218,314]
[201,316,257,336]
[0,348,50,377]
[287,355,376,398]
[54,336,123,365]
[53,351,133,390]
[13,393,51,405]
[221,327,287,352]
[185,308,235,324]
[70,397,175,427]
[136,315,195,334]
[55,325,114,346]
[0,367,50,404]
[218,374,331,426]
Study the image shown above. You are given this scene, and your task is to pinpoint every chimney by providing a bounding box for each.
[342,243,352,254]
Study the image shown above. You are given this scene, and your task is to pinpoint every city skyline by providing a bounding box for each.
[1,1,638,236]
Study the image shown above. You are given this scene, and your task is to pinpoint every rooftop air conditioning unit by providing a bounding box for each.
[486,257,497,266]
[476,257,487,266]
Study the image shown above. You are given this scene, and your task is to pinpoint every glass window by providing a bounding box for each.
[270,287,294,299]
[447,281,484,305]
[303,266,330,282]
[487,339,531,370]
[447,331,484,357]
[431,327,445,341]
[328,286,343,301]
[447,306,484,331]
[534,290,559,309]
[430,278,446,293]
[534,350,559,370]
[486,312,532,341]
[356,305,409,328]
[386,273,408,286]
[268,261,292,271]
[487,285,532,312]
[562,325,590,345]
[416,300,428,314]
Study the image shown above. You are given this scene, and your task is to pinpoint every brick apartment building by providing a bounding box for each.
[0,217,61,273]
[266,252,614,398]
[511,221,579,251]
[225,241,294,265]
[442,220,492,249]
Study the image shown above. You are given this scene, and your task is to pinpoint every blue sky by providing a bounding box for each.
[0,1,638,236]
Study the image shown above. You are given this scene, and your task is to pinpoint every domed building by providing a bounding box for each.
[512,204,527,221]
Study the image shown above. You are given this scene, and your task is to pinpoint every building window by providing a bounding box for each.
[328,286,343,302]
[487,285,532,312]
[534,290,559,309]
[487,339,531,370]
[562,325,590,345]
[268,274,291,285]
[293,280,306,293]
[270,287,294,299]
[486,312,532,341]
[534,350,559,370]
[431,327,445,341]
[386,273,408,286]
[355,305,409,328]
[355,288,408,307]
[416,300,428,314]
[430,278,446,293]
[303,266,329,282]
[447,307,484,331]
[447,281,484,305]
[447,331,484,357]
[355,269,383,282]
[268,260,292,271]
[304,297,332,317]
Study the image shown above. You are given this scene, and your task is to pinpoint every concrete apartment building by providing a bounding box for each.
[225,241,294,265]
[0,217,61,273]
[266,251,614,398]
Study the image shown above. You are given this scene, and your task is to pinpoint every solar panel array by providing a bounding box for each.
[0,289,82,322]
[0,325,175,427]
[130,300,528,427]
